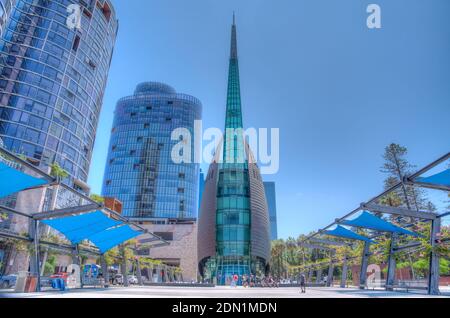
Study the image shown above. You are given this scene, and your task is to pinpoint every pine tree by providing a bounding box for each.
[380,143,427,211]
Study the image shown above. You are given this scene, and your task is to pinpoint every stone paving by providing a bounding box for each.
[1,286,449,298]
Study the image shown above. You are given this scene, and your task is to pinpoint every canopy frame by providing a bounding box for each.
[0,146,170,292]
[299,152,450,295]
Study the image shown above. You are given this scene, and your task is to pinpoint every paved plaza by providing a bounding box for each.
[1,286,449,298]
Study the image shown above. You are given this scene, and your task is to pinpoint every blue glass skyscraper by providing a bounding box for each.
[0,0,118,183]
[264,182,278,240]
[198,169,205,214]
[102,82,202,220]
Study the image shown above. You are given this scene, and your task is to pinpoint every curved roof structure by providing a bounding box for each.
[197,142,271,274]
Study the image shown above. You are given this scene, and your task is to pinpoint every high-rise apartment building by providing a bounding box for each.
[101,82,202,281]
[102,82,202,220]
[0,0,118,183]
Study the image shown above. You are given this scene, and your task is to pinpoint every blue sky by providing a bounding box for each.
[88,0,450,238]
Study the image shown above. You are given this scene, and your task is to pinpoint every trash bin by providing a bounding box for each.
[14,271,29,293]
[51,278,65,291]
[24,275,37,293]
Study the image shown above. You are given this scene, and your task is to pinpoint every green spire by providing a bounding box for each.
[225,14,242,129]
[223,14,245,163]
[214,13,252,285]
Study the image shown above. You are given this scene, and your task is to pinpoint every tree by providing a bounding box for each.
[50,163,69,181]
[380,143,428,211]
[270,240,287,278]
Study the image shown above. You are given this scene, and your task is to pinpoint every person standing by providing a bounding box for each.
[232,274,239,287]
[299,273,306,294]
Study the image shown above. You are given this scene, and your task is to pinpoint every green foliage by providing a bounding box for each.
[90,194,105,204]
[103,248,120,266]
[43,255,57,276]
[412,259,429,277]
[440,258,450,276]
[50,163,69,180]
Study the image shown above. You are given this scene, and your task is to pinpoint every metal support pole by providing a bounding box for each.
[386,233,398,291]
[327,251,335,287]
[327,262,334,287]
[341,255,348,288]
[71,244,81,266]
[120,245,129,287]
[40,184,59,276]
[428,218,441,295]
[31,219,41,292]
[100,256,109,287]
[136,258,143,286]
[71,244,81,288]
[359,242,371,290]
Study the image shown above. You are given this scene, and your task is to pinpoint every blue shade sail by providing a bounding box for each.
[0,162,48,198]
[87,225,142,254]
[325,225,375,243]
[43,211,122,244]
[43,211,142,253]
[416,169,450,187]
[342,211,419,237]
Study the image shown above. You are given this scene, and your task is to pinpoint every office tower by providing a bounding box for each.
[198,15,271,284]
[198,169,205,215]
[102,82,202,220]
[0,0,118,184]
[264,182,278,240]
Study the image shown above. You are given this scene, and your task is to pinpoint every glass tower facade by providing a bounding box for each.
[215,16,253,283]
[0,0,118,183]
[198,169,205,213]
[264,182,278,240]
[102,82,202,220]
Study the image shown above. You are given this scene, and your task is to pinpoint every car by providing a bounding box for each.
[0,274,17,289]
[128,275,138,285]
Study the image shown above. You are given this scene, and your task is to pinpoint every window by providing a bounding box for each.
[154,232,173,241]
[72,35,80,52]
[83,8,92,19]
[179,200,185,212]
